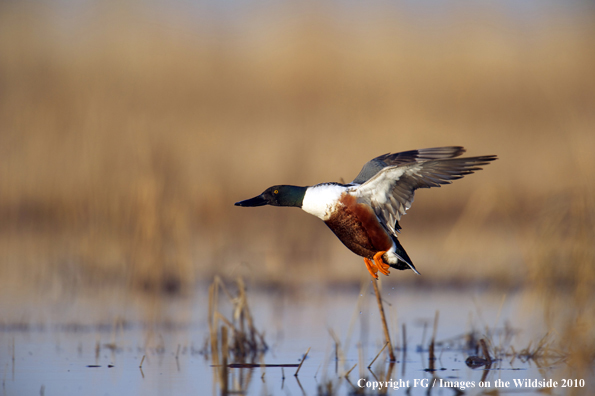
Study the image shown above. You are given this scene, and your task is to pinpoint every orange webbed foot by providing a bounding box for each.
[373,251,390,276]
[364,257,379,279]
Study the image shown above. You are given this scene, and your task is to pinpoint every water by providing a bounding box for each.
[0,283,576,395]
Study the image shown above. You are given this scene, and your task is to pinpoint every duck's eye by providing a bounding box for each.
[273,189,279,194]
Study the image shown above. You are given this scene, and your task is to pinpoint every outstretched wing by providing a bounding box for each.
[354,155,497,235]
[351,146,466,185]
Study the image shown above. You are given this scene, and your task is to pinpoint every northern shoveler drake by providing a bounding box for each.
[235,146,497,279]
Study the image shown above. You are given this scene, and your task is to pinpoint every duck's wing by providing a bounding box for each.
[355,155,497,235]
[351,146,466,185]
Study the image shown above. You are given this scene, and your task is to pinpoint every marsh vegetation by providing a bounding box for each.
[0,1,594,394]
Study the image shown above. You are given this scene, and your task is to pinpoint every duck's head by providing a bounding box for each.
[235,185,307,208]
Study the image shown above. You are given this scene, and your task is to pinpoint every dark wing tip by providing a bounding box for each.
[377,146,468,165]
[466,155,498,167]
[422,146,467,157]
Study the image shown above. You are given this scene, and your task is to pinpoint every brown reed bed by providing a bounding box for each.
[1,2,594,295]
[206,276,266,394]
[205,276,327,393]
[1,2,594,384]
[463,325,572,372]
[522,190,595,377]
[206,276,268,365]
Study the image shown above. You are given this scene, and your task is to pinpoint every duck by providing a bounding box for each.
[235,146,497,279]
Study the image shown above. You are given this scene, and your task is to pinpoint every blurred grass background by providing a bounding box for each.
[0,1,594,300]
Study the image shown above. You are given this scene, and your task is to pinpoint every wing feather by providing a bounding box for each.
[351,146,466,184]
[355,155,497,235]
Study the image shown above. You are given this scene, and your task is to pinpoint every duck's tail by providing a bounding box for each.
[389,235,420,275]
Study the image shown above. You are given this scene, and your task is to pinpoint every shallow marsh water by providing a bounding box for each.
[2,281,581,395]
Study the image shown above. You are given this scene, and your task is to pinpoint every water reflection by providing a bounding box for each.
[0,280,573,395]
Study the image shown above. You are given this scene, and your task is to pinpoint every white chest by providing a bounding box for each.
[301,184,348,221]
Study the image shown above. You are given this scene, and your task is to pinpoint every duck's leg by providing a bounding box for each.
[373,251,390,276]
[363,257,379,279]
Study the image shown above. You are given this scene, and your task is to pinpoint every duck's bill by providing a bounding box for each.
[235,194,267,207]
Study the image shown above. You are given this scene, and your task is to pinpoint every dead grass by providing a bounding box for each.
[0,1,594,297]
[205,276,268,394]
[206,276,267,363]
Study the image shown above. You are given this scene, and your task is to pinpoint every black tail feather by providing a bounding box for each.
[390,235,420,274]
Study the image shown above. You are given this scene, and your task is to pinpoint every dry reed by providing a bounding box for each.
[294,347,310,377]
[207,277,267,365]
[1,2,594,293]
[0,1,594,383]
[371,280,396,361]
